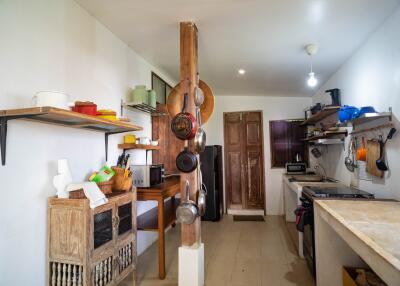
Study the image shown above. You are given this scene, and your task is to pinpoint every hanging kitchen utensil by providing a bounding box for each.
[376,128,397,171]
[171,93,197,140]
[351,139,358,169]
[176,180,198,224]
[356,137,367,161]
[176,141,198,173]
[167,80,215,124]
[345,139,355,172]
[196,163,206,216]
[194,107,206,153]
[311,147,322,158]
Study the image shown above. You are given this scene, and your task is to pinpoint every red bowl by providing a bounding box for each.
[72,103,97,115]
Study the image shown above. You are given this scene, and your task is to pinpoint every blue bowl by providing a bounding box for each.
[339,106,359,122]
[357,106,376,117]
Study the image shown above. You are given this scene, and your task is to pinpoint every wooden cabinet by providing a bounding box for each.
[269,120,308,168]
[47,191,137,286]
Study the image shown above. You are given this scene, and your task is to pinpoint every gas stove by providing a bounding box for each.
[300,185,374,278]
[302,186,374,200]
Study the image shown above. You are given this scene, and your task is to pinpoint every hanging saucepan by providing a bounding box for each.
[176,141,198,173]
[196,164,207,216]
[194,108,206,153]
[176,180,198,225]
[171,93,197,140]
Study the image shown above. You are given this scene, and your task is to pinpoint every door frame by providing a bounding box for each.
[223,110,266,214]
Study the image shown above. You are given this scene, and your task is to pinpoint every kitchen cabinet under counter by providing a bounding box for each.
[282,174,341,258]
[314,200,400,286]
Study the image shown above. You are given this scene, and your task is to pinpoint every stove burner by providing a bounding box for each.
[302,186,374,200]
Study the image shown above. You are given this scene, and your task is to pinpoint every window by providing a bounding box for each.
[151,72,172,104]
[269,120,308,168]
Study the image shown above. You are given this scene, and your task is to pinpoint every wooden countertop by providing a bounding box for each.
[137,176,180,199]
[315,200,400,284]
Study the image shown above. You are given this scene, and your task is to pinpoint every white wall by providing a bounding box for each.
[311,6,400,200]
[203,95,312,215]
[0,1,176,285]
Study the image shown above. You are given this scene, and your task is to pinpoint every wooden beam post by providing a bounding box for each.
[180,22,201,247]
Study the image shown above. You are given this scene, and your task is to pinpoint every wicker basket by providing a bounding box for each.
[97,180,113,195]
[111,167,132,192]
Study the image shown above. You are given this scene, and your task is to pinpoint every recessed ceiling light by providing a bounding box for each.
[238,69,246,75]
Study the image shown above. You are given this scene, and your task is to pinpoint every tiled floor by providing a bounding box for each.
[121,215,315,286]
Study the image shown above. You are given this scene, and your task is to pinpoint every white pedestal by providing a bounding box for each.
[178,243,204,286]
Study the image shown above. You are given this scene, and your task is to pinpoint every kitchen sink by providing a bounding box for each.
[289,175,338,183]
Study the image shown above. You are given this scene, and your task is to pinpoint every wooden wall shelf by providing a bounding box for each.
[137,198,180,231]
[301,106,341,126]
[0,107,143,165]
[118,143,160,151]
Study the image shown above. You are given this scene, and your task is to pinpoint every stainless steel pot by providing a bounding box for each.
[176,181,198,224]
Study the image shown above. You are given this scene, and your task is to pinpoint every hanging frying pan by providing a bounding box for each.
[176,141,198,173]
[167,80,215,124]
[171,93,197,140]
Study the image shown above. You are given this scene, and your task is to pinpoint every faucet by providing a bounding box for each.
[314,164,327,180]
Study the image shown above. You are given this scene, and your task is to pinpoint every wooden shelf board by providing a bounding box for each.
[301,106,341,126]
[137,198,180,231]
[118,143,161,150]
[0,107,143,133]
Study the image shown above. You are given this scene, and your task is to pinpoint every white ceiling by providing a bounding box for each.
[76,0,400,96]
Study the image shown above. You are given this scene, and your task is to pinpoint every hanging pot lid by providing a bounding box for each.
[167,80,214,124]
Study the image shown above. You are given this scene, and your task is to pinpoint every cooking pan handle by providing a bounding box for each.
[185,180,190,202]
[385,128,397,143]
[182,93,188,113]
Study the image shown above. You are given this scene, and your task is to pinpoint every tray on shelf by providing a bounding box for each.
[123,102,167,116]
[302,130,348,142]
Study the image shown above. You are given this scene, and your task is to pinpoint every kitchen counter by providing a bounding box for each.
[314,199,400,286]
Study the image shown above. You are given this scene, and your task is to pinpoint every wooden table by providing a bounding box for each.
[136,176,180,279]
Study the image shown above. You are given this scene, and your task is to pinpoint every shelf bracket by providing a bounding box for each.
[105,133,110,162]
[0,117,8,166]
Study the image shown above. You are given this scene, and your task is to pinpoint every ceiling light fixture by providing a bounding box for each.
[305,44,319,88]
[238,69,246,75]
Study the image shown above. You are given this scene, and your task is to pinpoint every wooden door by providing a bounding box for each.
[224,111,265,210]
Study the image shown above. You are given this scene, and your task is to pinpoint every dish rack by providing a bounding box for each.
[47,191,136,286]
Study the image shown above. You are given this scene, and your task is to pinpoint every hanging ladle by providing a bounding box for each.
[376,128,396,171]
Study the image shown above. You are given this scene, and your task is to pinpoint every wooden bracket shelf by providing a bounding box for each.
[301,106,341,126]
[0,106,143,165]
[118,143,160,151]
[137,198,180,231]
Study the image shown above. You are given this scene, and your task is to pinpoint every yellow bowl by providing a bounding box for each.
[97,114,117,121]
[124,135,136,144]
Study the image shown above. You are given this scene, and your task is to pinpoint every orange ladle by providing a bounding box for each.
[356,137,367,161]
